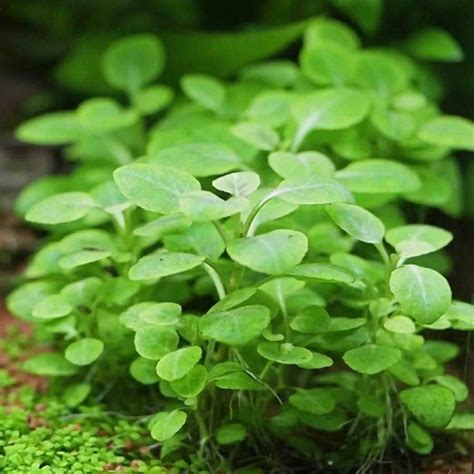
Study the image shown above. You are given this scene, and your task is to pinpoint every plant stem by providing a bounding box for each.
[203,262,226,300]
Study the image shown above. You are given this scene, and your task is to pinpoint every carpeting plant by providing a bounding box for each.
[8,18,474,471]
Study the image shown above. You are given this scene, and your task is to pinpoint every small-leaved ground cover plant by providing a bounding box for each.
[7,19,474,472]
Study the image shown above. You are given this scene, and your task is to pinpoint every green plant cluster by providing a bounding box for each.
[7,18,474,471]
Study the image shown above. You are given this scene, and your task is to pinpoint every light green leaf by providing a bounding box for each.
[290,306,332,334]
[418,115,474,151]
[180,191,248,222]
[268,151,335,179]
[33,294,73,320]
[371,108,415,142]
[60,277,102,308]
[16,111,83,145]
[7,281,59,320]
[326,203,385,244]
[304,18,360,50]
[298,352,334,369]
[214,371,265,391]
[289,388,335,415]
[63,383,91,407]
[404,28,464,62]
[400,385,455,429]
[59,250,111,269]
[292,88,370,150]
[300,43,354,86]
[139,303,181,327]
[383,316,416,334]
[119,302,156,331]
[227,230,308,275]
[134,327,179,360]
[385,224,453,260]
[26,192,97,224]
[114,164,200,213]
[433,375,468,402]
[407,422,434,454]
[130,357,160,385]
[77,98,137,132]
[216,423,247,445]
[134,213,192,238]
[200,305,270,345]
[150,410,187,441]
[181,74,225,111]
[24,353,77,377]
[257,342,312,365]
[135,85,174,115]
[156,346,202,381]
[170,364,208,398]
[274,176,353,205]
[129,252,205,281]
[239,60,299,88]
[103,34,165,93]
[209,288,257,313]
[149,143,241,177]
[332,0,382,34]
[343,344,401,374]
[65,338,104,366]
[212,171,260,197]
[245,91,292,127]
[336,159,421,194]
[390,264,452,324]
[231,122,280,151]
[446,413,474,430]
[288,263,354,283]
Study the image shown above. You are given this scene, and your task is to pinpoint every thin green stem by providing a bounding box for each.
[202,262,226,300]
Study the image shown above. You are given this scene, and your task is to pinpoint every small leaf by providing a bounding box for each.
[33,294,73,320]
[63,383,91,407]
[292,88,370,150]
[405,28,464,62]
[134,327,179,360]
[386,224,452,260]
[200,305,270,346]
[26,192,97,224]
[290,306,332,334]
[134,213,192,238]
[273,176,353,205]
[245,91,291,127]
[240,60,299,88]
[418,115,474,151]
[371,107,415,142]
[156,346,202,381]
[326,203,385,244]
[212,171,260,197]
[129,252,205,281]
[139,303,181,327]
[268,151,335,179]
[231,122,280,151]
[336,159,420,194]
[297,352,334,369]
[130,358,160,384]
[288,263,354,283]
[257,342,312,365]
[16,111,82,145]
[149,143,241,177]
[433,375,468,402]
[384,316,416,334]
[343,344,401,374]
[114,164,200,213]
[150,410,187,441]
[400,385,455,429]
[181,74,225,111]
[103,34,165,93]
[65,338,104,366]
[135,85,174,115]
[170,364,208,398]
[24,353,77,376]
[59,250,111,269]
[390,265,452,324]
[289,388,335,415]
[216,423,247,445]
[227,230,308,275]
[214,371,265,391]
[446,413,474,430]
[304,18,360,50]
[407,422,434,455]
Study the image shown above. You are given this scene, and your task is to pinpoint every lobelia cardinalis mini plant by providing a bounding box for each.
[7,18,474,472]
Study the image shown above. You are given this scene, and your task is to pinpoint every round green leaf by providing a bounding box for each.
[139,303,181,327]
[245,91,291,127]
[216,423,247,445]
[336,159,421,194]
[150,410,187,441]
[268,151,335,179]
[290,306,332,334]
[385,224,453,260]
[134,213,192,238]
[297,352,334,369]
[33,294,73,320]
[231,122,280,151]
[343,344,401,374]
[304,19,360,50]
[200,305,270,345]
[24,353,77,376]
[59,250,111,269]
[418,115,474,151]
[288,263,354,283]
[156,346,202,381]
[390,264,452,324]
[135,85,174,115]
[63,383,91,407]
[129,252,205,281]
[65,338,104,366]
[257,342,312,365]
[384,316,416,334]
[404,28,464,62]
[400,385,455,429]
[134,327,179,360]
[212,171,260,197]
[407,422,434,455]
[227,230,308,275]
[289,388,336,415]
[326,203,385,244]
[26,192,97,225]
[114,164,200,213]
[181,74,225,111]
[170,364,208,398]
[103,34,165,93]
[130,357,160,385]
[149,143,241,177]
[433,375,468,402]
